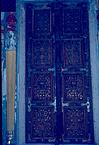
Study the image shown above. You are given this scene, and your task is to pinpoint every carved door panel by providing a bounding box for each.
[61,6,94,143]
[25,5,56,143]
[25,2,94,144]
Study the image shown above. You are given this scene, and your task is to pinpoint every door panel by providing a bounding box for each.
[63,8,82,34]
[30,106,55,139]
[63,106,88,139]
[25,2,94,144]
[33,9,52,39]
[62,73,87,103]
[32,40,54,68]
[25,5,56,143]
[62,39,84,67]
[31,72,54,102]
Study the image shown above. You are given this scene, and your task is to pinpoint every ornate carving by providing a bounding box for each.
[25,3,94,144]
[34,9,51,38]
[32,40,53,68]
[63,40,83,67]
[6,31,16,49]
[63,107,88,139]
[6,12,16,50]
[27,106,55,140]
[64,8,81,33]
[31,73,54,102]
[62,74,86,102]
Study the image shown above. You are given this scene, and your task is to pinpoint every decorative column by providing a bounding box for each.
[6,12,16,145]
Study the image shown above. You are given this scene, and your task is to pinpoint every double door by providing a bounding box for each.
[25,2,94,144]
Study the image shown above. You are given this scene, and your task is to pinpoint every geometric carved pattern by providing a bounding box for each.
[30,106,55,139]
[63,107,88,139]
[34,9,51,38]
[64,9,81,33]
[63,40,83,67]
[31,73,54,102]
[32,40,53,68]
[62,74,86,102]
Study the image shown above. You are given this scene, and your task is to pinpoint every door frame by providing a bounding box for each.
[16,1,99,145]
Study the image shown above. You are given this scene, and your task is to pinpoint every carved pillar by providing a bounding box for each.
[6,12,16,145]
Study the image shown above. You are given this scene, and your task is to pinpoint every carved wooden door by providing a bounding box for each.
[25,2,94,144]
